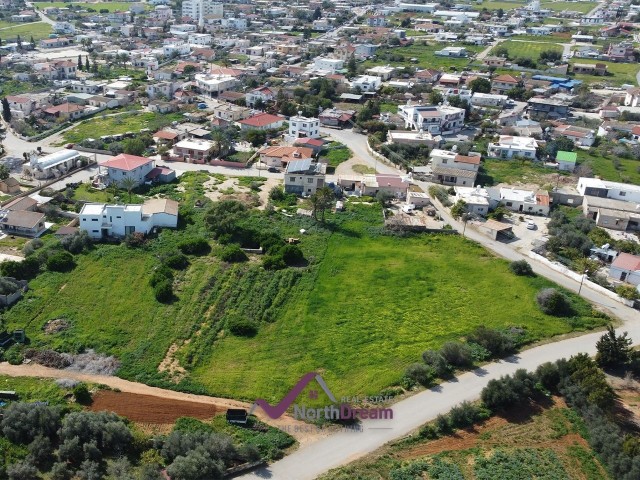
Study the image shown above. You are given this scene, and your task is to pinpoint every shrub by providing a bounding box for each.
[220,244,248,263]
[481,369,536,411]
[164,253,189,270]
[509,260,533,276]
[178,237,210,255]
[149,267,173,288]
[616,284,639,300]
[467,326,516,358]
[448,401,489,429]
[269,186,285,201]
[153,280,173,303]
[46,251,75,272]
[0,277,21,295]
[421,350,453,378]
[124,232,146,248]
[73,383,92,405]
[4,345,23,365]
[22,238,43,256]
[404,363,436,387]
[536,288,572,316]
[263,255,286,270]
[440,342,474,368]
[7,462,39,480]
[0,257,40,279]
[279,244,304,266]
[227,317,258,337]
[61,231,92,254]
[434,414,452,434]
[535,362,561,393]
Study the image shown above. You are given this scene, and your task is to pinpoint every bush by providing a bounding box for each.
[481,369,536,411]
[0,257,40,280]
[509,260,533,276]
[154,280,173,303]
[269,186,285,201]
[73,383,92,405]
[448,401,489,429]
[178,238,210,256]
[535,362,561,393]
[164,253,189,270]
[404,363,436,387]
[149,267,173,288]
[467,326,516,358]
[124,232,146,248]
[219,244,248,263]
[421,350,453,378]
[227,317,258,337]
[61,231,92,254]
[46,251,75,272]
[22,238,44,256]
[440,342,474,368]
[616,284,639,300]
[263,254,286,270]
[0,277,21,295]
[4,345,23,365]
[279,244,304,266]
[536,288,572,316]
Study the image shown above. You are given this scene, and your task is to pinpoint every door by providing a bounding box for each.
[621,272,627,281]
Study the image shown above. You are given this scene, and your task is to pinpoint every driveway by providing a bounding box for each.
[320,127,398,175]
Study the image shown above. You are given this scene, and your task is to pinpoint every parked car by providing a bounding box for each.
[267,167,279,173]
[526,220,536,230]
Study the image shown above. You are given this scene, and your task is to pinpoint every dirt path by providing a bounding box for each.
[0,362,325,445]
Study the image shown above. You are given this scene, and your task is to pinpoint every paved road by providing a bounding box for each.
[239,180,640,480]
[320,127,398,175]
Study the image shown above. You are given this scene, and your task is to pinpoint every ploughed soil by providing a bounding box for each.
[89,390,219,424]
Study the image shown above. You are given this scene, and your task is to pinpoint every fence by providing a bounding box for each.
[528,251,635,307]
[0,279,28,307]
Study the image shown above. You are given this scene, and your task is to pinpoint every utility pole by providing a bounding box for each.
[578,269,589,295]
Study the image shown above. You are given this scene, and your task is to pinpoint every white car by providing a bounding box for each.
[526,220,536,230]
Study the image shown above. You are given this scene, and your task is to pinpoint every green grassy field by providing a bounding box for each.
[0,22,52,41]
[473,0,526,10]
[479,159,572,187]
[540,0,597,13]
[578,151,640,185]
[363,43,483,70]
[491,40,564,61]
[190,209,604,402]
[570,59,639,86]
[60,112,185,144]
[34,1,148,12]
[507,33,572,43]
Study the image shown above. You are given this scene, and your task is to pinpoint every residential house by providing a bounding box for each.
[397,104,466,134]
[554,125,595,147]
[79,198,179,240]
[288,115,320,139]
[470,92,509,107]
[0,178,20,194]
[625,87,640,107]
[40,37,72,49]
[238,113,285,131]
[313,57,345,74]
[194,73,238,97]
[246,86,275,107]
[429,149,481,186]
[556,151,577,172]
[4,197,37,212]
[498,187,551,216]
[284,159,326,196]
[172,139,215,162]
[434,47,468,57]
[606,42,634,62]
[582,195,640,231]
[366,66,395,81]
[609,253,640,285]
[319,108,356,128]
[483,56,507,67]
[43,103,86,121]
[99,154,155,186]
[145,167,177,184]
[351,75,382,92]
[527,97,570,119]
[487,135,538,160]
[361,174,410,198]
[5,95,36,118]
[0,211,46,237]
[577,177,640,203]
[414,68,441,84]
[260,146,314,169]
[146,82,176,99]
[23,149,81,180]
[454,186,491,216]
[491,74,519,95]
[571,63,608,76]
[211,102,251,122]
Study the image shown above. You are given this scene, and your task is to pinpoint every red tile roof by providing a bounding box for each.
[100,154,153,171]
[612,253,640,272]
[493,74,519,83]
[239,113,284,128]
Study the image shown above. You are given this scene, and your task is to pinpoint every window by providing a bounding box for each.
[92,230,99,233]
[91,219,98,222]
[620,191,626,196]
[290,177,296,182]
[442,159,447,164]
[116,216,122,219]
[506,202,513,207]
[307,178,313,183]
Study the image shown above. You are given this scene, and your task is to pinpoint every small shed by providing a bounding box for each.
[556,151,577,172]
[226,409,248,425]
[477,219,514,240]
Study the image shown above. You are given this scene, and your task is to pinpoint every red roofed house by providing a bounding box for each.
[99,154,155,186]
[294,137,327,153]
[491,74,520,95]
[259,146,314,168]
[238,113,285,131]
[153,130,180,146]
[145,166,176,184]
[6,95,37,118]
[246,86,275,107]
[43,103,86,121]
[610,253,640,286]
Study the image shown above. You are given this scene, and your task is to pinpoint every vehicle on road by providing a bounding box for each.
[526,220,536,230]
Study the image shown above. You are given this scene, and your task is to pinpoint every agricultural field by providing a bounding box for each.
[59,111,185,145]
[540,0,598,13]
[319,142,352,167]
[570,59,640,86]
[0,22,52,41]
[319,398,609,480]
[491,40,564,61]
[33,1,149,12]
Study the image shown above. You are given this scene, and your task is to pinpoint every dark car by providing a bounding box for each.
[267,167,279,173]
